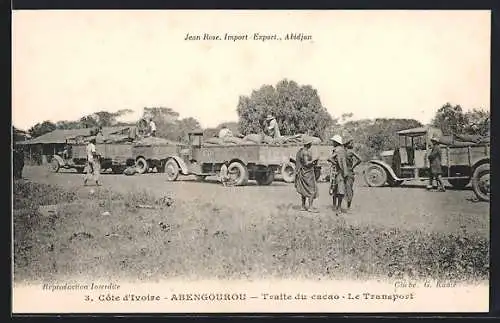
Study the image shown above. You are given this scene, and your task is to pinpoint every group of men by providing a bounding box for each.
[294,134,361,215]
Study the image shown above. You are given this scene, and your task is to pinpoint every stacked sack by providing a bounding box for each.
[203,133,322,146]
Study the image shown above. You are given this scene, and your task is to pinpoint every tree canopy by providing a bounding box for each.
[431,103,489,136]
[236,79,335,138]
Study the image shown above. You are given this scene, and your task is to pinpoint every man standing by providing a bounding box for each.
[328,135,348,215]
[13,145,24,180]
[427,136,445,192]
[265,114,281,139]
[294,139,319,212]
[84,138,101,186]
[344,138,362,209]
[219,161,230,187]
[149,118,157,137]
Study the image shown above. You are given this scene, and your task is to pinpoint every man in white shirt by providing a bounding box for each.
[84,138,101,186]
[149,118,157,137]
[265,114,281,139]
[218,125,233,139]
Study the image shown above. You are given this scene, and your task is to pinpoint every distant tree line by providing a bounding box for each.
[20,79,489,160]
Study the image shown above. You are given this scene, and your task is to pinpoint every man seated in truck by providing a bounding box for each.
[218,125,233,139]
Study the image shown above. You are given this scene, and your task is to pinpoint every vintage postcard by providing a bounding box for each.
[11,10,491,313]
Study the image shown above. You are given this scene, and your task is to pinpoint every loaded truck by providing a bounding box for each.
[143,131,333,186]
[364,126,490,201]
[50,136,135,174]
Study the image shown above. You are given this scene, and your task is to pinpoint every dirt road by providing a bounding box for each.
[23,166,489,238]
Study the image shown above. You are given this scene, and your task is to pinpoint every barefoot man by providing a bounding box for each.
[295,139,319,212]
[328,135,348,215]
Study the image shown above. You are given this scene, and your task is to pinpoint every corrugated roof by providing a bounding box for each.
[18,126,130,144]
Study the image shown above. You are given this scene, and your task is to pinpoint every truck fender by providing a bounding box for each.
[169,156,189,175]
[472,158,490,171]
[52,155,65,166]
[366,159,400,181]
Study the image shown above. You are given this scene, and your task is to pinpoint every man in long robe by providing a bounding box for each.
[295,139,319,212]
[328,135,348,214]
[344,138,362,209]
[427,136,445,192]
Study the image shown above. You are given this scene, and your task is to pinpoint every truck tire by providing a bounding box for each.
[164,159,180,181]
[281,162,296,183]
[135,157,149,174]
[448,178,470,189]
[228,161,249,186]
[364,163,387,187]
[50,159,60,173]
[472,163,490,201]
[255,170,274,185]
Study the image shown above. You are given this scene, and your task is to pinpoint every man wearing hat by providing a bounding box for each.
[328,135,348,214]
[344,137,362,209]
[294,138,319,212]
[427,136,445,192]
[265,114,281,139]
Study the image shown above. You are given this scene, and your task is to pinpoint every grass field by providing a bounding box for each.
[13,167,489,284]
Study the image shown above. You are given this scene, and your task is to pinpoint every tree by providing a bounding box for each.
[28,121,57,138]
[337,118,423,160]
[141,107,202,143]
[236,79,335,138]
[431,103,468,135]
[432,103,490,136]
[464,109,490,136]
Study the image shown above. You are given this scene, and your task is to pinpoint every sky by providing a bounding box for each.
[12,10,491,131]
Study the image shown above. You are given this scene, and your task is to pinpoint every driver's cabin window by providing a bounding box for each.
[413,136,427,150]
[190,134,202,146]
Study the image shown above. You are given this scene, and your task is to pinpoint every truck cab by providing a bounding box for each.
[364,126,490,201]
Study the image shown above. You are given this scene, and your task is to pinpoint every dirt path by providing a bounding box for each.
[23,166,489,238]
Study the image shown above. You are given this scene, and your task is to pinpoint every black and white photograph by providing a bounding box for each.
[11,10,490,313]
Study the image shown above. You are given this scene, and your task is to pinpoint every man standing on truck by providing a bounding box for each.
[149,118,157,137]
[427,136,445,192]
[344,137,362,209]
[265,114,281,139]
[84,138,101,186]
[295,139,319,212]
[328,135,348,215]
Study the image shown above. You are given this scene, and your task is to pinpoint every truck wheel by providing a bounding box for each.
[448,178,470,189]
[228,162,249,186]
[135,157,149,174]
[472,164,490,201]
[50,159,60,173]
[255,170,274,185]
[364,164,387,187]
[281,162,296,183]
[164,159,180,181]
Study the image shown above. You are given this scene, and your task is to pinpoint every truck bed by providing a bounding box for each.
[196,143,333,165]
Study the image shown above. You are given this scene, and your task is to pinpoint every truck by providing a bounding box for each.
[148,131,333,186]
[50,136,135,174]
[363,126,490,201]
